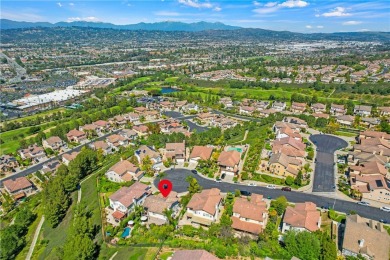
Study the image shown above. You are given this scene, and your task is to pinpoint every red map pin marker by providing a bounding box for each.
[158,179,173,197]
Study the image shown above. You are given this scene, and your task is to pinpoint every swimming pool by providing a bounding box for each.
[228,147,243,153]
[121,227,131,238]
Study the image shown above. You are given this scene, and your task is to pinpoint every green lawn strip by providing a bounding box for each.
[36,192,77,260]
[2,108,65,125]
[80,174,102,240]
[159,251,174,260]
[112,247,158,260]
[164,77,179,83]
[384,225,390,236]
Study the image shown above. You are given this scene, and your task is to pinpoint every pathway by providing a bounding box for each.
[26,215,45,260]
[231,130,248,144]
[109,252,118,260]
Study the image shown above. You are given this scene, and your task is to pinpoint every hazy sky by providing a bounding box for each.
[2,0,390,32]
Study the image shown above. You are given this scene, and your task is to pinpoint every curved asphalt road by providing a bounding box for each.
[309,134,348,192]
[156,169,390,222]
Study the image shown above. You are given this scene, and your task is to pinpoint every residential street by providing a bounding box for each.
[155,168,390,222]
[310,134,348,192]
[0,129,122,187]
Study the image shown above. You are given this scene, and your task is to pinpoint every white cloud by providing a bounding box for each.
[213,6,222,11]
[253,6,280,14]
[322,7,351,17]
[253,0,308,15]
[315,14,320,17]
[265,2,278,7]
[342,20,362,25]
[317,25,324,28]
[57,2,62,7]
[279,0,308,8]
[306,25,312,29]
[253,1,262,7]
[69,3,74,6]
[67,17,100,22]
[178,0,213,9]
[358,29,369,32]
[154,11,181,16]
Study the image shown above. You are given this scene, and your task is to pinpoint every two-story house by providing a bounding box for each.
[18,144,46,162]
[109,182,151,221]
[189,146,214,164]
[291,102,306,113]
[330,104,346,116]
[42,136,66,152]
[231,194,268,237]
[217,150,241,176]
[165,142,186,163]
[105,159,144,182]
[66,129,87,143]
[354,105,372,117]
[272,101,287,112]
[185,188,222,227]
[281,202,321,233]
[143,192,179,225]
[135,145,162,166]
[311,103,326,113]
[0,155,19,173]
[3,177,34,200]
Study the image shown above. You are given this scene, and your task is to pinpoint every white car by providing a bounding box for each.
[357,201,370,206]
[380,206,390,212]
[248,183,257,187]
[266,185,276,189]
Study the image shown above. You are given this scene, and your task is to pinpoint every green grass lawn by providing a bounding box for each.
[164,77,179,83]
[35,192,77,260]
[2,108,65,125]
[384,225,390,236]
[113,247,159,260]
[159,251,174,260]
[80,174,102,241]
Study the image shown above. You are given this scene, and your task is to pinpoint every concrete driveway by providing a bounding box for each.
[309,134,348,192]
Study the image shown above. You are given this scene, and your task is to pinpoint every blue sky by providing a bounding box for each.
[2,0,390,32]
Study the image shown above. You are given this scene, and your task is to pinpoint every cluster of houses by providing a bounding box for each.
[266,117,308,178]
[348,130,390,205]
[195,112,238,129]
[192,69,256,82]
[220,96,388,130]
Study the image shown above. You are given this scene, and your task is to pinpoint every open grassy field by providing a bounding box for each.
[2,108,65,125]
[80,174,102,240]
[0,121,57,155]
[164,77,179,83]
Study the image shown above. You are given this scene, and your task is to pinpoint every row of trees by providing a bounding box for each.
[43,148,99,227]
[0,207,37,259]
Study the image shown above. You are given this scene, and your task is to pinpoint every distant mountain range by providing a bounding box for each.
[0,19,241,31]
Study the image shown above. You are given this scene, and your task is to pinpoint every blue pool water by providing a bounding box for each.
[121,227,131,238]
[228,147,243,153]
[161,87,180,94]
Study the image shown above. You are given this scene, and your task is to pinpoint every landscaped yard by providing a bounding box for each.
[112,247,159,260]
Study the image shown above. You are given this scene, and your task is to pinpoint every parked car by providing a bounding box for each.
[357,201,370,206]
[380,206,390,212]
[248,183,257,186]
[191,170,198,175]
[266,185,276,189]
[380,219,388,224]
[240,190,251,196]
[281,187,291,191]
[215,178,222,183]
